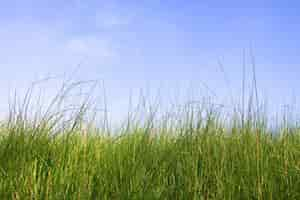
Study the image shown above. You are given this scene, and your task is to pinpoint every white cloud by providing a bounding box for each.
[0,20,118,91]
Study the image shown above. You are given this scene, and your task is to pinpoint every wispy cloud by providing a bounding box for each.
[0,19,118,87]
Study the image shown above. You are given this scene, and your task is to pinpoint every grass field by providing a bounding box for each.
[0,82,299,199]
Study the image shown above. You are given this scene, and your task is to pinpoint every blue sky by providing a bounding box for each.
[1,0,300,122]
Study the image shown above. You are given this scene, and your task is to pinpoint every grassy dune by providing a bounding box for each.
[0,82,299,199]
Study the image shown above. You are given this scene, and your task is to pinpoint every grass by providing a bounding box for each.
[0,81,299,199]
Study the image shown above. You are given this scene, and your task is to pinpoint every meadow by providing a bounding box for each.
[0,81,299,200]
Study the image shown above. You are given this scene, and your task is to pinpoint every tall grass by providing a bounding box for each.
[0,80,299,200]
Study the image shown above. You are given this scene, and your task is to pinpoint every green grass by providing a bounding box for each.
[0,115,299,199]
[0,82,299,199]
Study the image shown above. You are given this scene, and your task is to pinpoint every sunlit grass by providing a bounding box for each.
[0,81,299,199]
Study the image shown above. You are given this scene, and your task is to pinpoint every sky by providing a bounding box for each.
[1,0,300,123]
